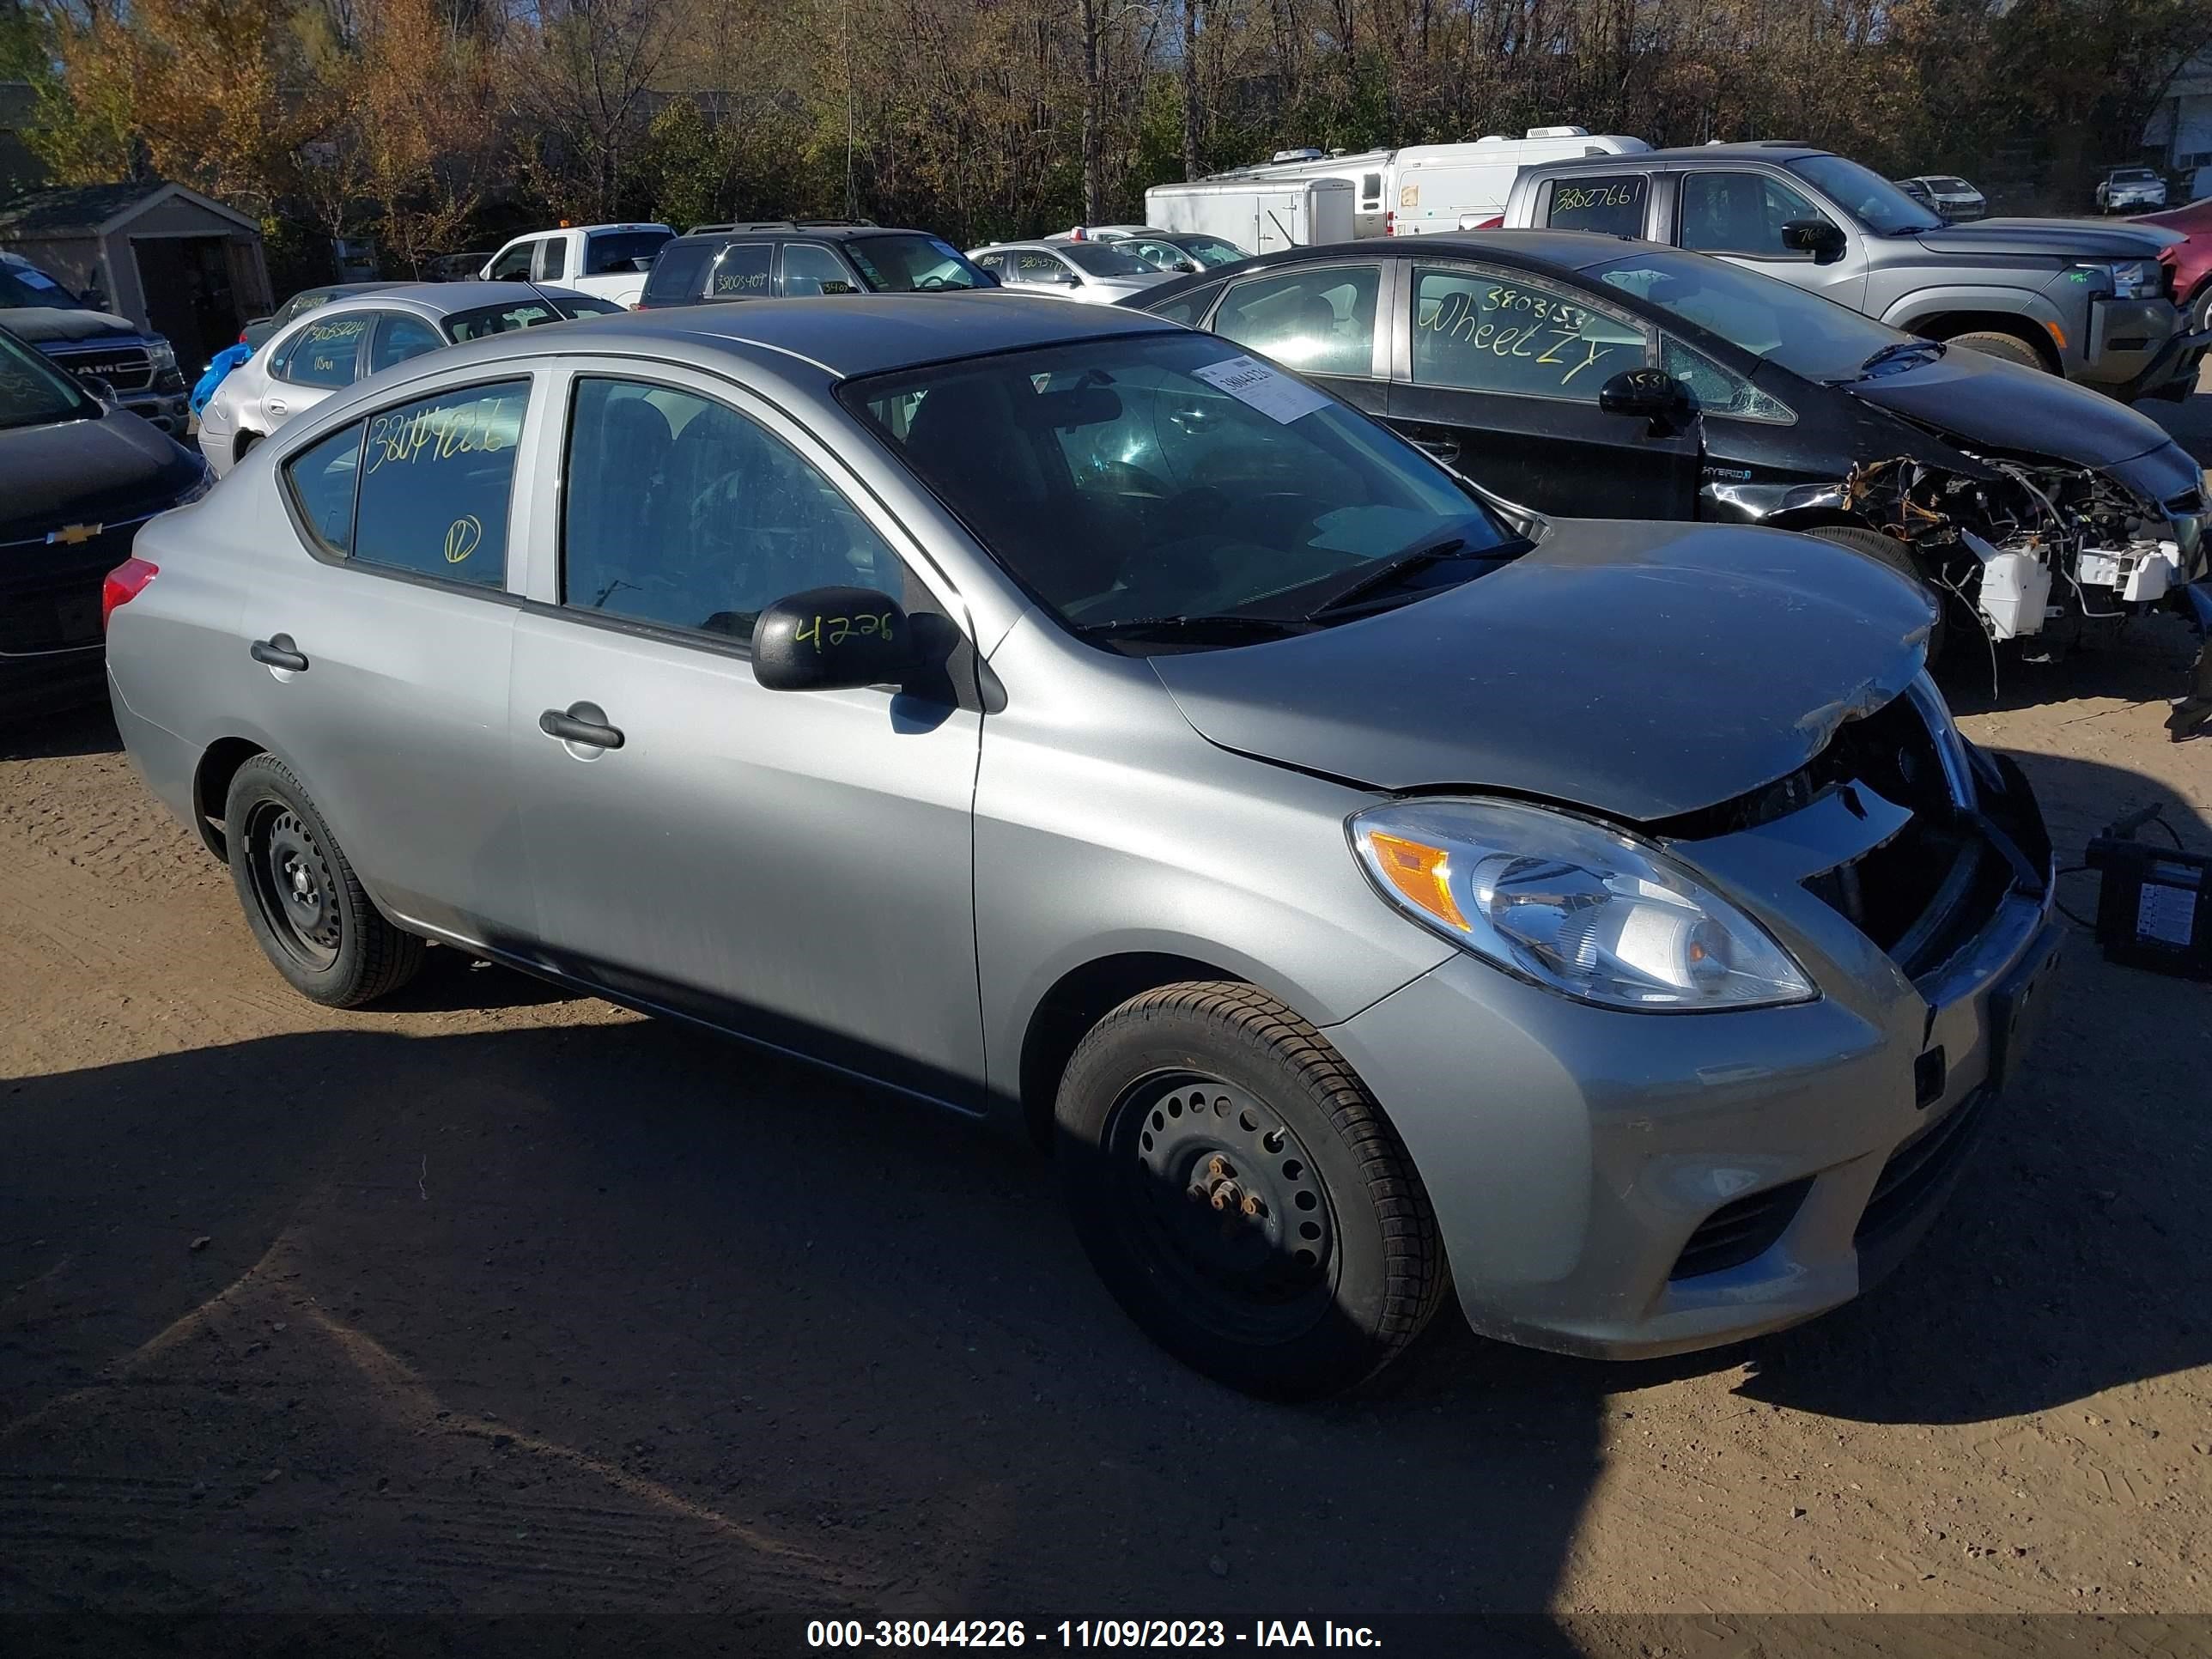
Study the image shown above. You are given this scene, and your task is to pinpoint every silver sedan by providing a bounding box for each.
[107,297,2060,1397]
[197,282,618,476]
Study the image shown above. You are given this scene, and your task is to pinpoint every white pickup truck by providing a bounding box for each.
[478,223,675,308]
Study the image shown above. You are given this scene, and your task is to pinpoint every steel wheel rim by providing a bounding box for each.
[245,800,341,970]
[1103,1069,1339,1344]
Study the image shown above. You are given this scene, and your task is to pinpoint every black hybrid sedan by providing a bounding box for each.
[1128,232,2204,662]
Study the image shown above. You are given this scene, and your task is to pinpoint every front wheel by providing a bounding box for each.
[1054,982,1449,1399]
[224,754,423,1007]
[1946,330,2050,372]
[1808,525,1953,665]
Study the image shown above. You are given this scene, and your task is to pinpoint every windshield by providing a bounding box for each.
[1926,177,1972,193]
[1787,155,1942,234]
[1174,234,1250,268]
[2111,169,2158,183]
[843,331,1514,643]
[1591,248,1912,383]
[0,258,88,312]
[441,299,580,341]
[0,326,100,429]
[845,234,995,291]
[1060,243,1155,278]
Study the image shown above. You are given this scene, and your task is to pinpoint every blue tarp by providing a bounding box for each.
[191,343,252,416]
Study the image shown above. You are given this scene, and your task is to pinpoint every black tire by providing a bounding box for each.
[1946,330,2049,372]
[1054,981,1448,1399]
[2191,283,2212,338]
[1807,524,1952,665]
[223,753,423,1007]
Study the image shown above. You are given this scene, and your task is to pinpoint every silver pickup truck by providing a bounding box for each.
[1500,143,2207,403]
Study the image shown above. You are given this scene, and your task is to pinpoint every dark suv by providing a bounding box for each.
[636,221,998,307]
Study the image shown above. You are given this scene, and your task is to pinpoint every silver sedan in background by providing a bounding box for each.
[965,240,1173,304]
[108,298,2058,1397]
[197,282,619,476]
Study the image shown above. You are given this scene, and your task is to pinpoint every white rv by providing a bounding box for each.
[1142,177,1356,256]
[1196,128,1650,239]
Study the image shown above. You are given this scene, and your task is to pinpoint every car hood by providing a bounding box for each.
[0,305,143,345]
[1146,519,1931,822]
[0,409,198,545]
[1843,347,2180,470]
[1910,217,2177,258]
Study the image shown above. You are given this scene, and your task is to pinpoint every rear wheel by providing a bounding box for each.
[1807,525,1952,665]
[224,754,422,1006]
[1946,330,2049,372]
[1054,982,1448,1399]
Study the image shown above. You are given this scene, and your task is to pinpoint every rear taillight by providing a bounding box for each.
[101,558,158,631]
[1384,210,1395,235]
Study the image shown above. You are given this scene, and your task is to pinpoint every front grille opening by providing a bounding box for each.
[1854,1087,1990,1250]
[1669,1177,1814,1280]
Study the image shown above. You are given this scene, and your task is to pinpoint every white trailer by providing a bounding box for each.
[1142,177,1356,256]
[1192,128,1650,240]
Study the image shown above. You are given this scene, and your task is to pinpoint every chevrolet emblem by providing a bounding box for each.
[47,523,103,546]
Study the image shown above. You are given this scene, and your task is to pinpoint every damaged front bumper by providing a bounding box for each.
[1331,678,2060,1359]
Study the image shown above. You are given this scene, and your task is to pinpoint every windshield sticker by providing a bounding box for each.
[1191,355,1331,424]
[19,268,58,289]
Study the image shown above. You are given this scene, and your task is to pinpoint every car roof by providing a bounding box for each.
[359,292,1179,382]
[668,223,915,245]
[1519,142,1826,174]
[1141,229,1661,293]
[270,282,585,331]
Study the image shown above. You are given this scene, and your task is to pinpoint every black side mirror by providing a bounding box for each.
[1598,368,1697,434]
[752,586,915,692]
[1781,217,1847,264]
[82,374,118,407]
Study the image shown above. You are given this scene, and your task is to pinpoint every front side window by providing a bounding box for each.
[273,311,372,387]
[562,377,902,641]
[643,241,716,305]
[1591,249,1909,382]
[780,243,858,296]
[1148,282,1224,327]
[350,380,527,586]
[705,243,772,301]
[1411,267,1649,400]
[368,313,444,375]
[1680,173,1832,258]
[1212,265,1381,378]
[1661,337,1793,423]
[1543,173,1649,237]
[847,331,1510,636]
[487,242,534,282]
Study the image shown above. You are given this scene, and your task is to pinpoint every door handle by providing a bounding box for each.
[264,398,289,417]
[539,702,624,750]
[250,634,309,672]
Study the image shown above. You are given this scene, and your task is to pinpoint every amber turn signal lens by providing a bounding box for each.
[1364,830,1469,932]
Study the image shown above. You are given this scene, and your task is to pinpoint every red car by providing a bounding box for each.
[2140,197,2212,334]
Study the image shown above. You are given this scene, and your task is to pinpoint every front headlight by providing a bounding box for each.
[147,337,178,374]
[1350,799,1815,1012]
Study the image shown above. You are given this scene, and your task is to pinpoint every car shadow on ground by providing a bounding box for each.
[1933,610,2204,725]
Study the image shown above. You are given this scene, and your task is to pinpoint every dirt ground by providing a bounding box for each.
[4,379,2211,1652]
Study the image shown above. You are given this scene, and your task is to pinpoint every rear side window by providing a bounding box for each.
[272,312,370,387]
[643,241,715,305]
[585,229,672,274]
[368,313,443,375]
[1148,283,1224,327]
[284,422,364,553]
[349,380,528,586]
[537,239,568,281]
[1543,174,1648,237]
[706,243,772,300]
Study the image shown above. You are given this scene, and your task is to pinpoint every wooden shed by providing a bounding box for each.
[0,180,273,370]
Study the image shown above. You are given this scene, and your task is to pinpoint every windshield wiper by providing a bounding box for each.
[1857,339,1947,374]
[1301,533,1528,623]
[1074,613,1311,647]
